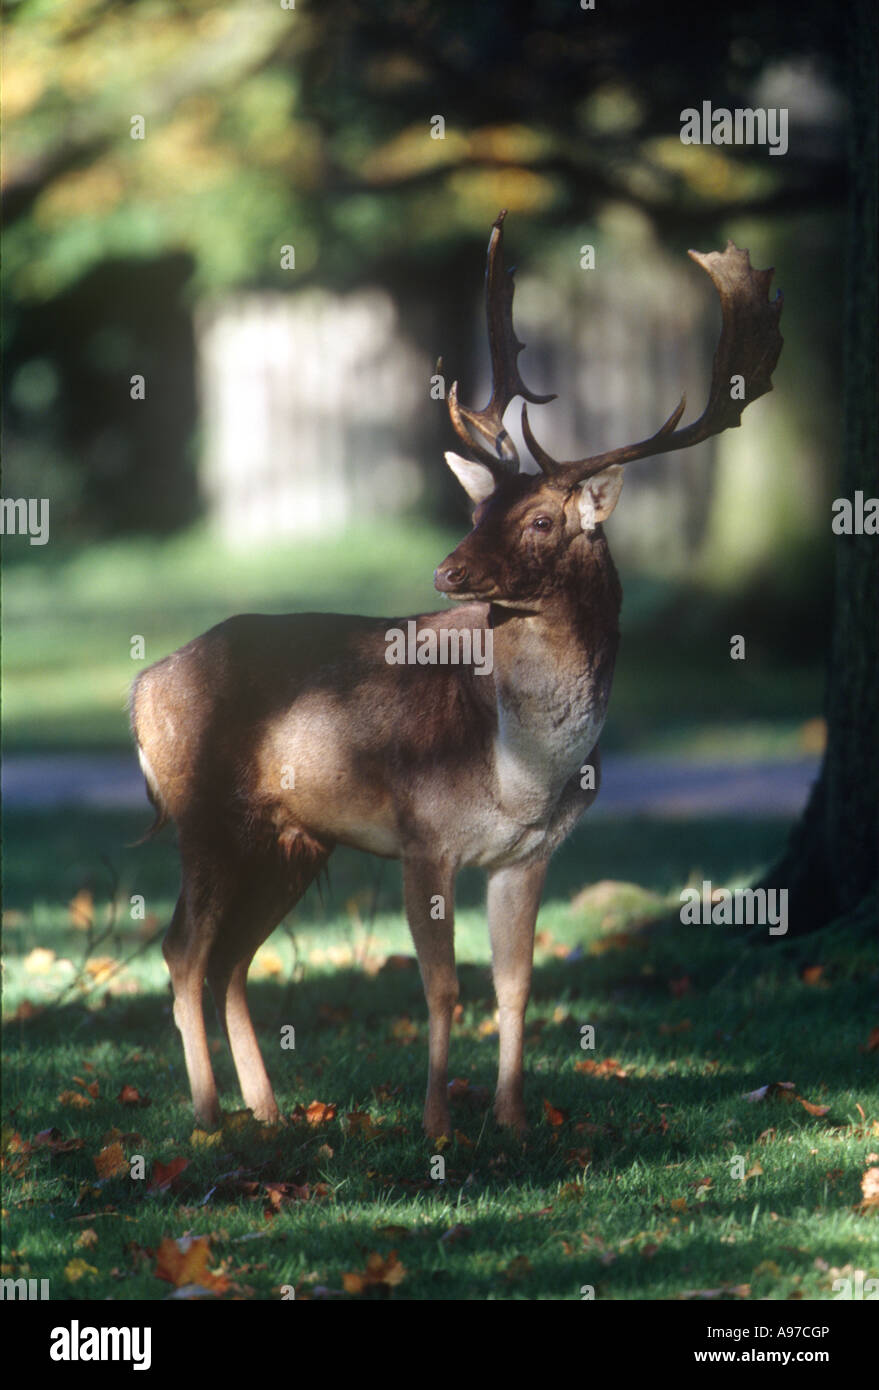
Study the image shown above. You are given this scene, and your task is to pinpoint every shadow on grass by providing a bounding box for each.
[3,807,876,1300]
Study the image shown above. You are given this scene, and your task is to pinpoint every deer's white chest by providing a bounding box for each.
[457,679,605,868]
[493,696,602,819]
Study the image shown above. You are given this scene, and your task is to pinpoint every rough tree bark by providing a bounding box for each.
[761,0,877,933]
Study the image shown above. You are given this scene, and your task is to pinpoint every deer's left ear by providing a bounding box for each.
[576,465,624,531]
[445,451,498,505]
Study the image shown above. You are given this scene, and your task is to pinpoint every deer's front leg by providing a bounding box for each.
[487,858,548,1132]
[403,857,457,1138]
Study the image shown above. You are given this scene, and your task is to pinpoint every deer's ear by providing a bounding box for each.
[576,465,624,531]
[445,452,497,505]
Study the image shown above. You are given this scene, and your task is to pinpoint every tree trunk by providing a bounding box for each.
[761,0,877,932]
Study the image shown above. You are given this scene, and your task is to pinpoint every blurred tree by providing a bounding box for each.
[3,0,849,539]
[761,0,877,933]
[4,0,847,293]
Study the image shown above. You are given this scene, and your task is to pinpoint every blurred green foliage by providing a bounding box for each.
[5,0,846,300]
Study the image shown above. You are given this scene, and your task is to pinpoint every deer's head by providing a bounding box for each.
[435,212,783,610]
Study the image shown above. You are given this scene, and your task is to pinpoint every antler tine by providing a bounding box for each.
[523,241,783,484]
[449,209,556,476]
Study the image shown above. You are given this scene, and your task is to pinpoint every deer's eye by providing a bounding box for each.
[530,515,553,532]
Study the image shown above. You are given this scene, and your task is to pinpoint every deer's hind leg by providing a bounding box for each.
[205,829,332,1122]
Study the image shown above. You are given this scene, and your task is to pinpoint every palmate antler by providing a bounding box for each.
[450,217,784,485]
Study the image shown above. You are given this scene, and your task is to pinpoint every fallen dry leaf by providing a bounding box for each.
[390,1016,418,1043]
[346,1111,383,1139]
[859,1167,879,1212]
[154,1235,229,1293]
[575,1057,629,1080]
[800,965,826,986]
[117,1084,151,1107]
[292,1100,337,1126]
[68,890,94,929]
[251,947,284,978]
[94,1142,128,1180]
[58,1090,92,1110]
[84,956,118,985]
[797,1095,831,1117]
[744,1081,829,1116]
[32,1127,84,1153]
[679,1284,750,1300]
[24,947,57,974]
[64,1258,97,1283]
[148,1157,190,1193]
[342,1250,405,1295]
[543,1099,568,1127]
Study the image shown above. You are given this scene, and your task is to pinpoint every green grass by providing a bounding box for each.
[2,521,823,757]
[3,809,876,1301]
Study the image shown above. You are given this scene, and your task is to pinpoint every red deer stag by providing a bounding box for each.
[131,212,782,1137]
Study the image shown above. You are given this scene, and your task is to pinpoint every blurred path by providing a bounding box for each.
[2,753,820,819]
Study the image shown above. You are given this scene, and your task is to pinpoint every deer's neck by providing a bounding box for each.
[488,544,621,812]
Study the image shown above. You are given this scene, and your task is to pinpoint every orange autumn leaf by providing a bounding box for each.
[543,1099,568,1127]
[24,948,56,974]
[154,1235,229,1292]
[744,1081,797,1103]
[58,1089,92,1109]
[33,1128,84,1153]
[84,956,118,985]
[94,1142,128,1179]
[346,1111,383,1139]
[148,1157,190,1192]
[575,1056,629,1080]
[300,1100,337,1126]
[800,965,826,985]
[861,1027,879,1054]
[859,1167,879,1212]
[390,1016,418,1043]
[342,1249,405,1294]
[796,1094,830,1118]
[68,889,94,929]
[117,1084,150,1107]
[680,1284,750,1300]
